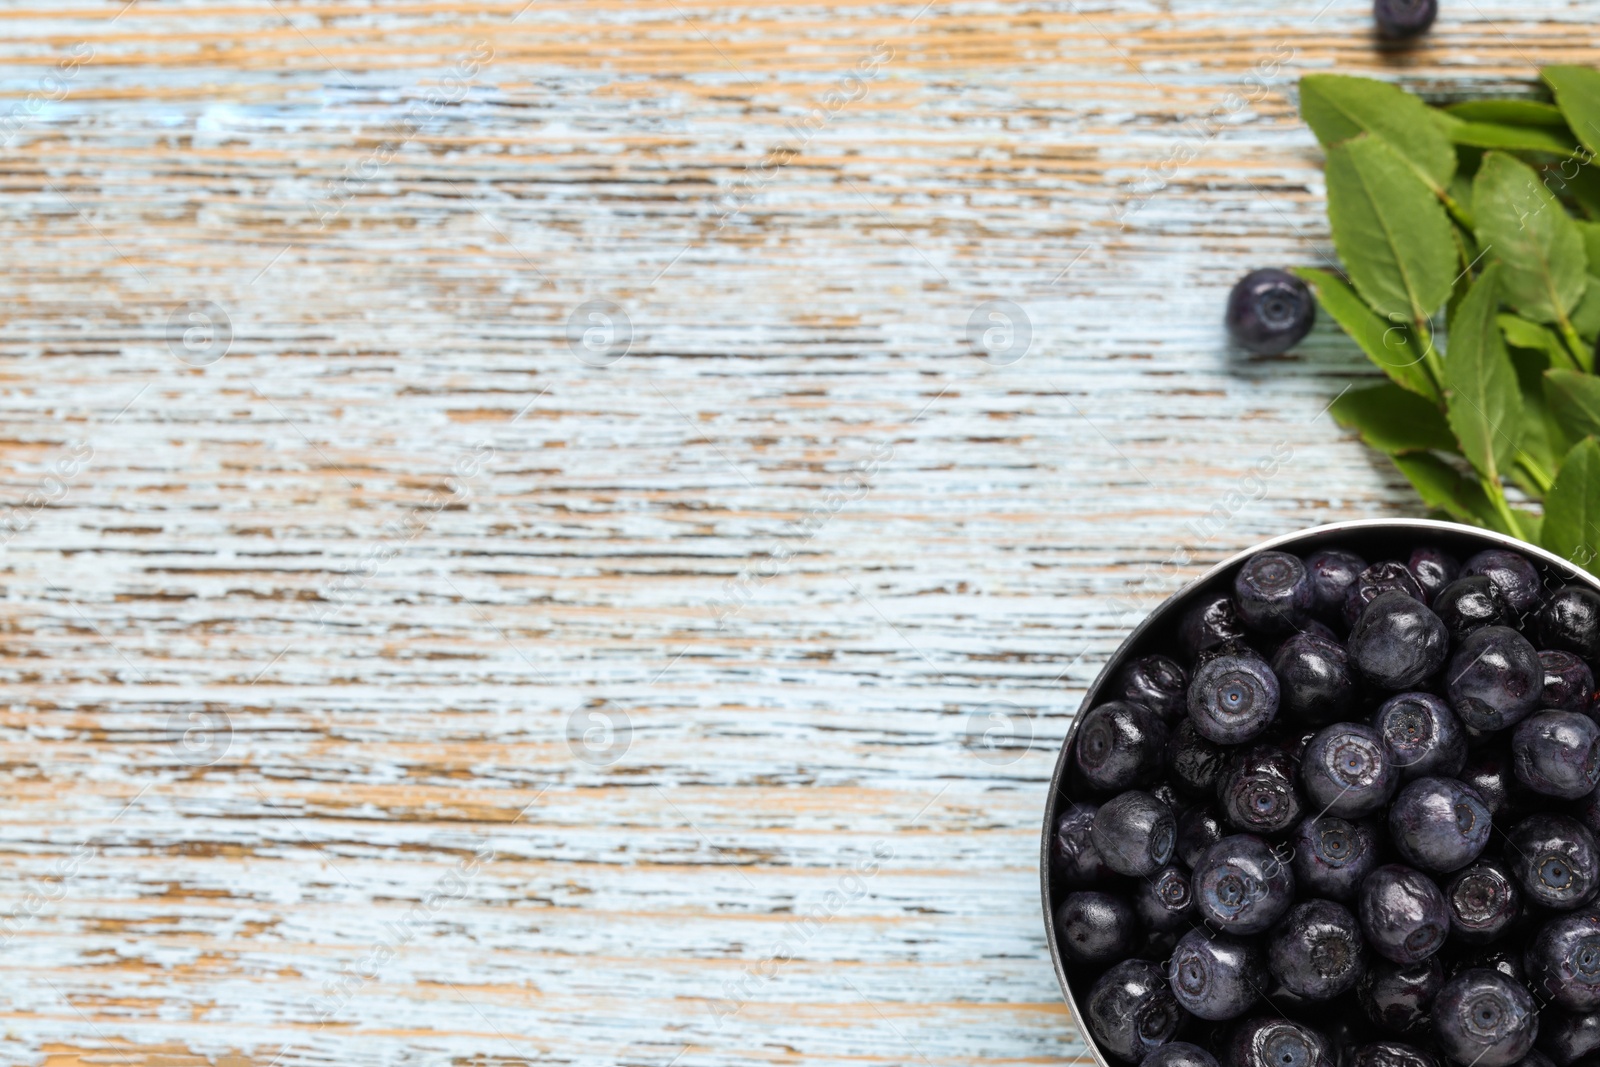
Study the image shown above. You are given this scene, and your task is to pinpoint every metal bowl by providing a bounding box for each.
[1040,518,1600,1067]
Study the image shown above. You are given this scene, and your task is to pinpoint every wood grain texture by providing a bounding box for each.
[0,1,1591,1063]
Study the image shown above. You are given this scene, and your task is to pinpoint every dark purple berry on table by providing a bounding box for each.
[1353,1044,1442,1067]
[1152,782,1188,820]
[1190,1021,1233,1059]
[1286,618,1341,649]
[1373,692,1468,782]
[1137,864,1197,934]
[1142,927,1182,964]
[1387,776,1491,873]
[1514,710,1600,799]
[1259,980,1325,1020]
[1435,576,1514,642]
[1121,654,1192,724]
[1349,591,1450,691]
[1273,632,1358,726]
[1291,813,1380,901]
[1092,790,1178,876]
[1197,637,1264,670]
[1076,700,1171,792]
[1189,655,1280,744]
[1169,928,1265,1021]
[1267,898,1367,1000]
[1526,910,1600,1012]
[1445,942,1527,986]
[1225,269,1316,356]
[1409,547,1462,606]
[1052,801,1113,886]
[1218,743,1304,837]
[1359,957,1444,1035]
[1144,1042,1222,1067]
[1170,718,1231,797]
[1321,1007,1375,1067]
[1056,889,1140,964]
[1224,1017,1334,1067]
[1236,551,1315,636]
[1306,548,1368,620]
[1460,744,1522,818]
[1193,834,1296,934]
[1345,562,1427,628]
[1359,864,1450,964]
[1538,587,1600,665]
[1183,595,1250,661]
[1542,651,1596,715]
[1508,813,1600,910]
[1578,784,1600,838]
[1448,626,1544,731]
[1277,726,1321,761]
[1178,805,1229,868]
[1464,550,1544,616]
[1086,959,1188,1063]
[1442,859,1520,944]
[1433,968,1538,1067]
[1535,1009,1600,1067]
[1374,0,1437,39]
[1304,723,1398,818]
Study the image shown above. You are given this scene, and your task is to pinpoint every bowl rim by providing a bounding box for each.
[1039,517,1600,1067]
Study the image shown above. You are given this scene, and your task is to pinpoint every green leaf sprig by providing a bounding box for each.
[1298,70,1600,574]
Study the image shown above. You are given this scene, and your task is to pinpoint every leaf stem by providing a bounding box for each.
[1485,476,1521,535]
[1559,318,1593,373]
[1451,226,1469,275]
[1516,452,1556,495]
[1442,192,1476,232]
[1415,319,1448,396]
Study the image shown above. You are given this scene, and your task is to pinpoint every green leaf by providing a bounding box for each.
[1390,452,1507,531]
[1574,278,1600,341]
[1331,382,1458,454]
[1292,267,1442,402]
[1448,122,1580,155]
[1509,345,1568,490]
[1514,509,1545,544]
[1547,368,1600,440]
[1446,264,1523,483]
[1500,313,1567,356]
[1473,151,1589,325]
[1429,108,1465,140]
[1579,221,1600,273]
[1327,136,1460,326]
[1300,75,1457,194]
[1448,225,1480,321]
[1542,436,1600,574]
[1447,99,1570,127]
[1543,66,1600,157]
[1562,162,1600,221]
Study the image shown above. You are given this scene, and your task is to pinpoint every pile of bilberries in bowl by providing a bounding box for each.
[1043,521,1600,1067]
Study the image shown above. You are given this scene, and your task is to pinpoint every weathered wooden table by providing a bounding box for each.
[0,2,1583,1064]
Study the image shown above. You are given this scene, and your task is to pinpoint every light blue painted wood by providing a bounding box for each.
[0,1,1578,1063]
